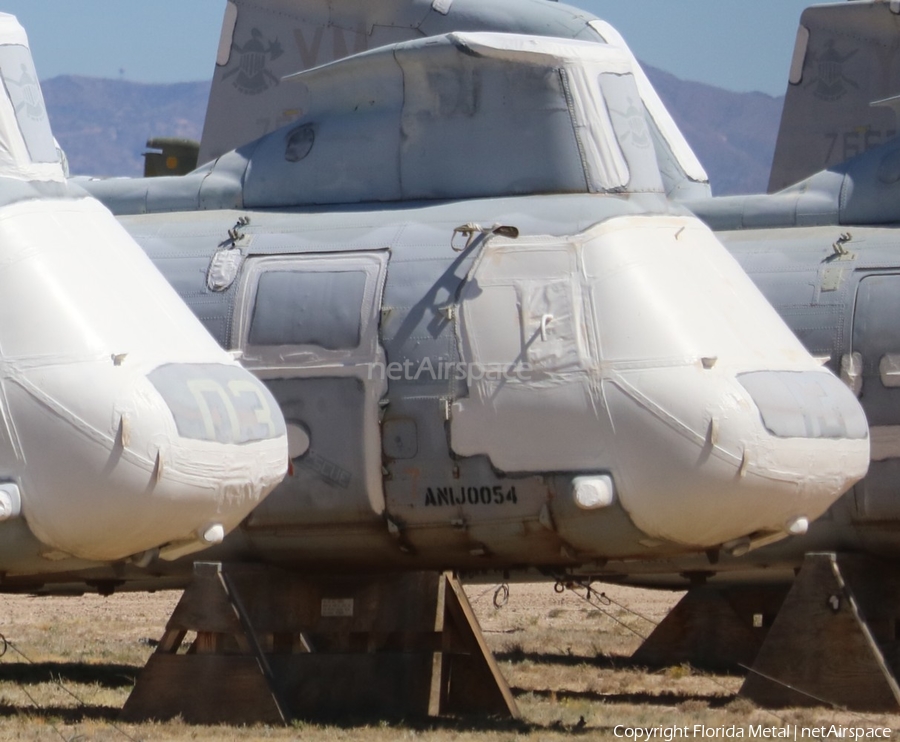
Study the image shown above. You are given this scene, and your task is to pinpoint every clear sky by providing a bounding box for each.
[2,0,813,96]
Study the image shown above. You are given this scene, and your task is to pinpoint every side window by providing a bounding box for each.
[249,270,367,349]
[235,252,387,368]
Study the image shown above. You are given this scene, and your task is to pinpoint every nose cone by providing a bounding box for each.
[581,215,869,550]
[10,359,287,560]
[10,359,287,562]
[0,26,287,566]
[0,195,290,563]
[605,366,869,548]
[451,214,870,559]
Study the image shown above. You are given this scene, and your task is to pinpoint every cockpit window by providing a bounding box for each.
[0,44,57,164]
[557,63,662,194]
[149,363,286,444]
[598,72,663,193]
[249,269,367,349]
[739,370,868,440]
[560,64,629,191]
[587,19,708,186]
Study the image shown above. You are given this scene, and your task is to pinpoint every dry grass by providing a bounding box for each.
[0,584,892,740]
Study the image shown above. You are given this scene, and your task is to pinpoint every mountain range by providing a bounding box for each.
[41,67,785,196]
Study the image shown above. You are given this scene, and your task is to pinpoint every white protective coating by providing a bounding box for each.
[564,63,630,192]
[786,516,809,536]
[0,196,288,562]
[201,523,226,545]
[286,423,311,459]
[0,14,288,563]
[446,31,635,67]
[841,351,863,396]
[587,20,709,185]
[452,215,869,548]
[573,475,615,510]
[207,247,244,291]
[0,482,19,520]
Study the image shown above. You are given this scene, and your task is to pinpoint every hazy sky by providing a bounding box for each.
[1,0,813,96]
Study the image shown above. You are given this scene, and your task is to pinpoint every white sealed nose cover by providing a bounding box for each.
[0,15,289,563]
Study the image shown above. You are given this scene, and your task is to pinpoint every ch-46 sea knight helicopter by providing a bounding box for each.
[0,14,288,574]
[0,0,868,596]
[596,3,900,712]
[126,0,900,599]
[562,0,900,591]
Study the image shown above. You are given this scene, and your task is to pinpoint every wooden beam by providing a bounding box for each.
[741,553,900,711]
[441,574,519,717]
[632,586,786,671]
[121,563,518,724]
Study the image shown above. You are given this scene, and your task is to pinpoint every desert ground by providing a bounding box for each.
[0,581,893,741]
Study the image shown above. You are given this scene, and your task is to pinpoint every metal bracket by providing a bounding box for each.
[451,222,519,252]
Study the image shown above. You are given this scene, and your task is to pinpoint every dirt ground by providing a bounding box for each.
[0,582,893,741]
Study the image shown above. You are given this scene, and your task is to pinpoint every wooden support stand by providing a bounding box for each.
[631,586,788,671]
[740,552,900,711]
[121,563,518,724]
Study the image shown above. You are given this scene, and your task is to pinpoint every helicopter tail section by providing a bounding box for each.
[769,1,900,193]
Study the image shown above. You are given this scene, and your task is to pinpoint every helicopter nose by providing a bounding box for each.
[451,213,868,558]
[10,360,287,562]
[604,366,869,549]
[0,19,288,568]
[0,193,289,564]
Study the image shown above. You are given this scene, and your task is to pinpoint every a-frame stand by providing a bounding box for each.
[740,552,900,711]
[632,586,788,671]
[121,563,518,724]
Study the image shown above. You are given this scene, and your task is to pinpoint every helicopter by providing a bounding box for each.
[0,0,869,593]
[0,13,288,576]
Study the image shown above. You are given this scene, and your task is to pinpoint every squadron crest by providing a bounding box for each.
[9,63,45,121]
[806,39,859,102]
[223,28,284,95]
[612,97,651,149]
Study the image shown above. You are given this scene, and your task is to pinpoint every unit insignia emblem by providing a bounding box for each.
[10,64,44,120]
[615,97,651,149]
[807,40,859,102]
[224,28,285,95]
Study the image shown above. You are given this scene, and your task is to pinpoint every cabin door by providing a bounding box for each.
[232,251,389,528]
[850,273,900,521]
